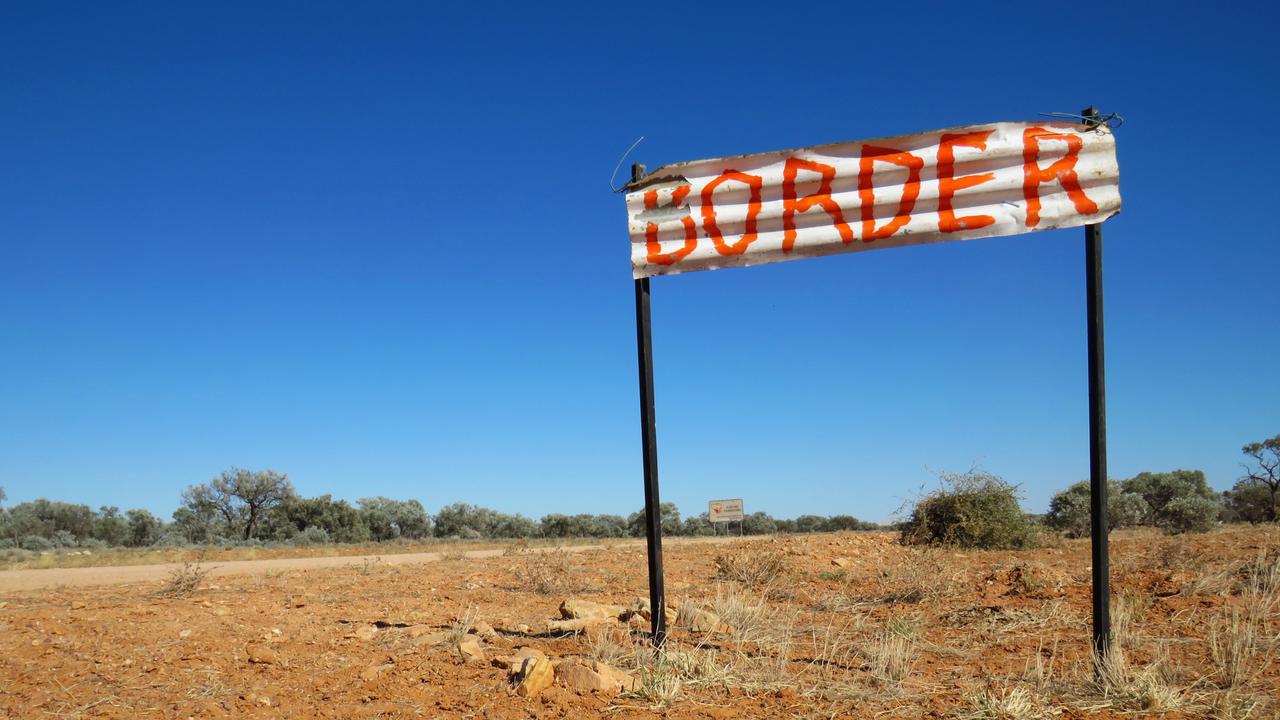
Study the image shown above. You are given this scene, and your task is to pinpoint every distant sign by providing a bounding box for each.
[626,121,1120,278]
[708,499,744,523]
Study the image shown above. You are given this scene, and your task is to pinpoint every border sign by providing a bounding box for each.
[626,109,1118,657]
[627,121,1119,278]
[708,499,744,523]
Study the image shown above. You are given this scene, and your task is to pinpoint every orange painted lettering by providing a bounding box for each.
[1022,127,1098,227]
[701,170,762,256]
[858,145,923,242]
[782,157,853,252]
[937,131,996,233]
[644,186,698,265]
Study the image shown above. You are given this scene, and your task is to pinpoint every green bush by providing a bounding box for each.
[1161,496,1220,534]
[1044,480,1149,538]
[20,535,55,551]
[1120,469,1222,533]
[901,469,1037,549]
[288,526,330,546]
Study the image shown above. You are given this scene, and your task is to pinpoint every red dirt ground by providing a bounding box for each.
[1,527,1277,719]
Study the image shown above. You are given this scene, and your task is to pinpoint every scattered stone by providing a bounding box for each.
[626,597,676,625]
[515,623,531,634]
[546,617,617,634]
[493,647,547,673]
[831,558,850,568]
[69,601,87,610]
[410,632,451,647]
[559,599,626,621]
[245,644,277,664]
[514,656,554,698]
[554,658,637,694]
[471,621,498,638]
[360,663,394,681]
[241,692,272,706]
[676,605,733,634]
[456,635,485,663]
[179,629,192,638]
[352,625,378,641]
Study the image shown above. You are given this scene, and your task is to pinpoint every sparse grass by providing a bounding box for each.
[710,585,772,646]
[512,548,596,595]
[439,548,468,562]
[628,649,731,705]
[444,607,479,644]
[586,624,636,667]
[714,547,787,587]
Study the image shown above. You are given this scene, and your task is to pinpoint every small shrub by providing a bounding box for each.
[20,535,54,552]
[900,469,1037,549]
[0,538,15,550]
[288,526,330,546]
[50,530,77,548]
[157,558,212,598]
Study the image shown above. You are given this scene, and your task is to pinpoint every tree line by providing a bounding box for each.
[0,468,879,551]
[1,433,1275,552]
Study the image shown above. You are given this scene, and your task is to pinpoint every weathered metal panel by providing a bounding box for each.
[626,121,1120,278]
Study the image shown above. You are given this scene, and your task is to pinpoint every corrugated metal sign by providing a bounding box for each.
[626,121,1120,278]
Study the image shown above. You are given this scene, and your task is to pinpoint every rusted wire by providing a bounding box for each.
[1039,110,1124,130]
[609,136,646,193]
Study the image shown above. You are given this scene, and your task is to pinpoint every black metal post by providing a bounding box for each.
[1083,106,1111,661]
[632,163,667,648]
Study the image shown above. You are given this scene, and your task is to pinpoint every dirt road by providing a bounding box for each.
[0,536,732,592]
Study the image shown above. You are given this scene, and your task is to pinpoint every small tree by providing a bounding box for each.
[181,468,295,540]
[901,468,1037,549]
[626,503,681,537]
[94,506,130,546]
[125,508,163,547]
[1239,434,1280,522]
[1224,480,1274,524]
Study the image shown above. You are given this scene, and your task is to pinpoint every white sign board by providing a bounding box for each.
[626,121,1120,278]
[708,498,744,523]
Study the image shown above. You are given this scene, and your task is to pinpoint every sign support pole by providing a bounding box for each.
[632,163,668,649]
[1083,106,1112,661]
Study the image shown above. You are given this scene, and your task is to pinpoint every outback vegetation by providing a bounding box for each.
[2,434,1278,568]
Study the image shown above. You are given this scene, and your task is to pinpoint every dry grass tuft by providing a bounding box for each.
[867,629,917,686]
[628,649,732,705]
[444,606,479,644]
[155,557,211,598]
[714,548,787,587]
[959,685,1056,719]
[711,585,774,645]
[513,548,595,595]
[586,624,636,667]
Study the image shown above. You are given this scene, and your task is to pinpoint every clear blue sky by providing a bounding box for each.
[2,2,1276,523]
